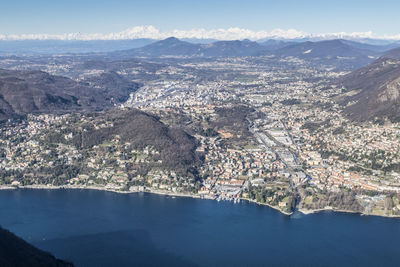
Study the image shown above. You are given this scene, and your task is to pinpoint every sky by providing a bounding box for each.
[1,0,400,40]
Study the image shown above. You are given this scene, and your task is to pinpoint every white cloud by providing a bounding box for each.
[0,26,399,41]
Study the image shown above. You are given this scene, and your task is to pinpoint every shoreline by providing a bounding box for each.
[241,198,293,216]
[1,185,399,218]
[0,184,198,197]
[298,207,400,218]
[0,184,211,199]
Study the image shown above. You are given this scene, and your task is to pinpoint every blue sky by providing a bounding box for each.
[1,0,399,36]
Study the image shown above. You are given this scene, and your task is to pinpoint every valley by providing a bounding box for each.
[1,39,400,218]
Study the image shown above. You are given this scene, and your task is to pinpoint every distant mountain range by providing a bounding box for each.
[275,39,378,57]
[111,37,267,58]
[1,37,400,70]
[340,40,400,53]
[107,37,400,69]
[340,47,400,122]
[272,39,381,69]
[1,37,399,55]
[0,69,139,121]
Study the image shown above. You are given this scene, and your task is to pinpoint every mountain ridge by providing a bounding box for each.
[107,37,396,69]
[0,226,74,267]
[0,68,140,121]
[340,50,400,121]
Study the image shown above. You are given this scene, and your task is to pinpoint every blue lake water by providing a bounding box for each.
[0,189,399,266]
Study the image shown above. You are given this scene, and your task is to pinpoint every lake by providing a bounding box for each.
[0,189,399,266]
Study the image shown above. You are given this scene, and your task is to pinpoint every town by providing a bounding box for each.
[1,55,400,217]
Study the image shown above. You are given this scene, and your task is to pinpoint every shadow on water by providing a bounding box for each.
[34,229,198,267]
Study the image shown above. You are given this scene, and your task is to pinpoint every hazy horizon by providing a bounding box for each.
[2,0,400,41]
